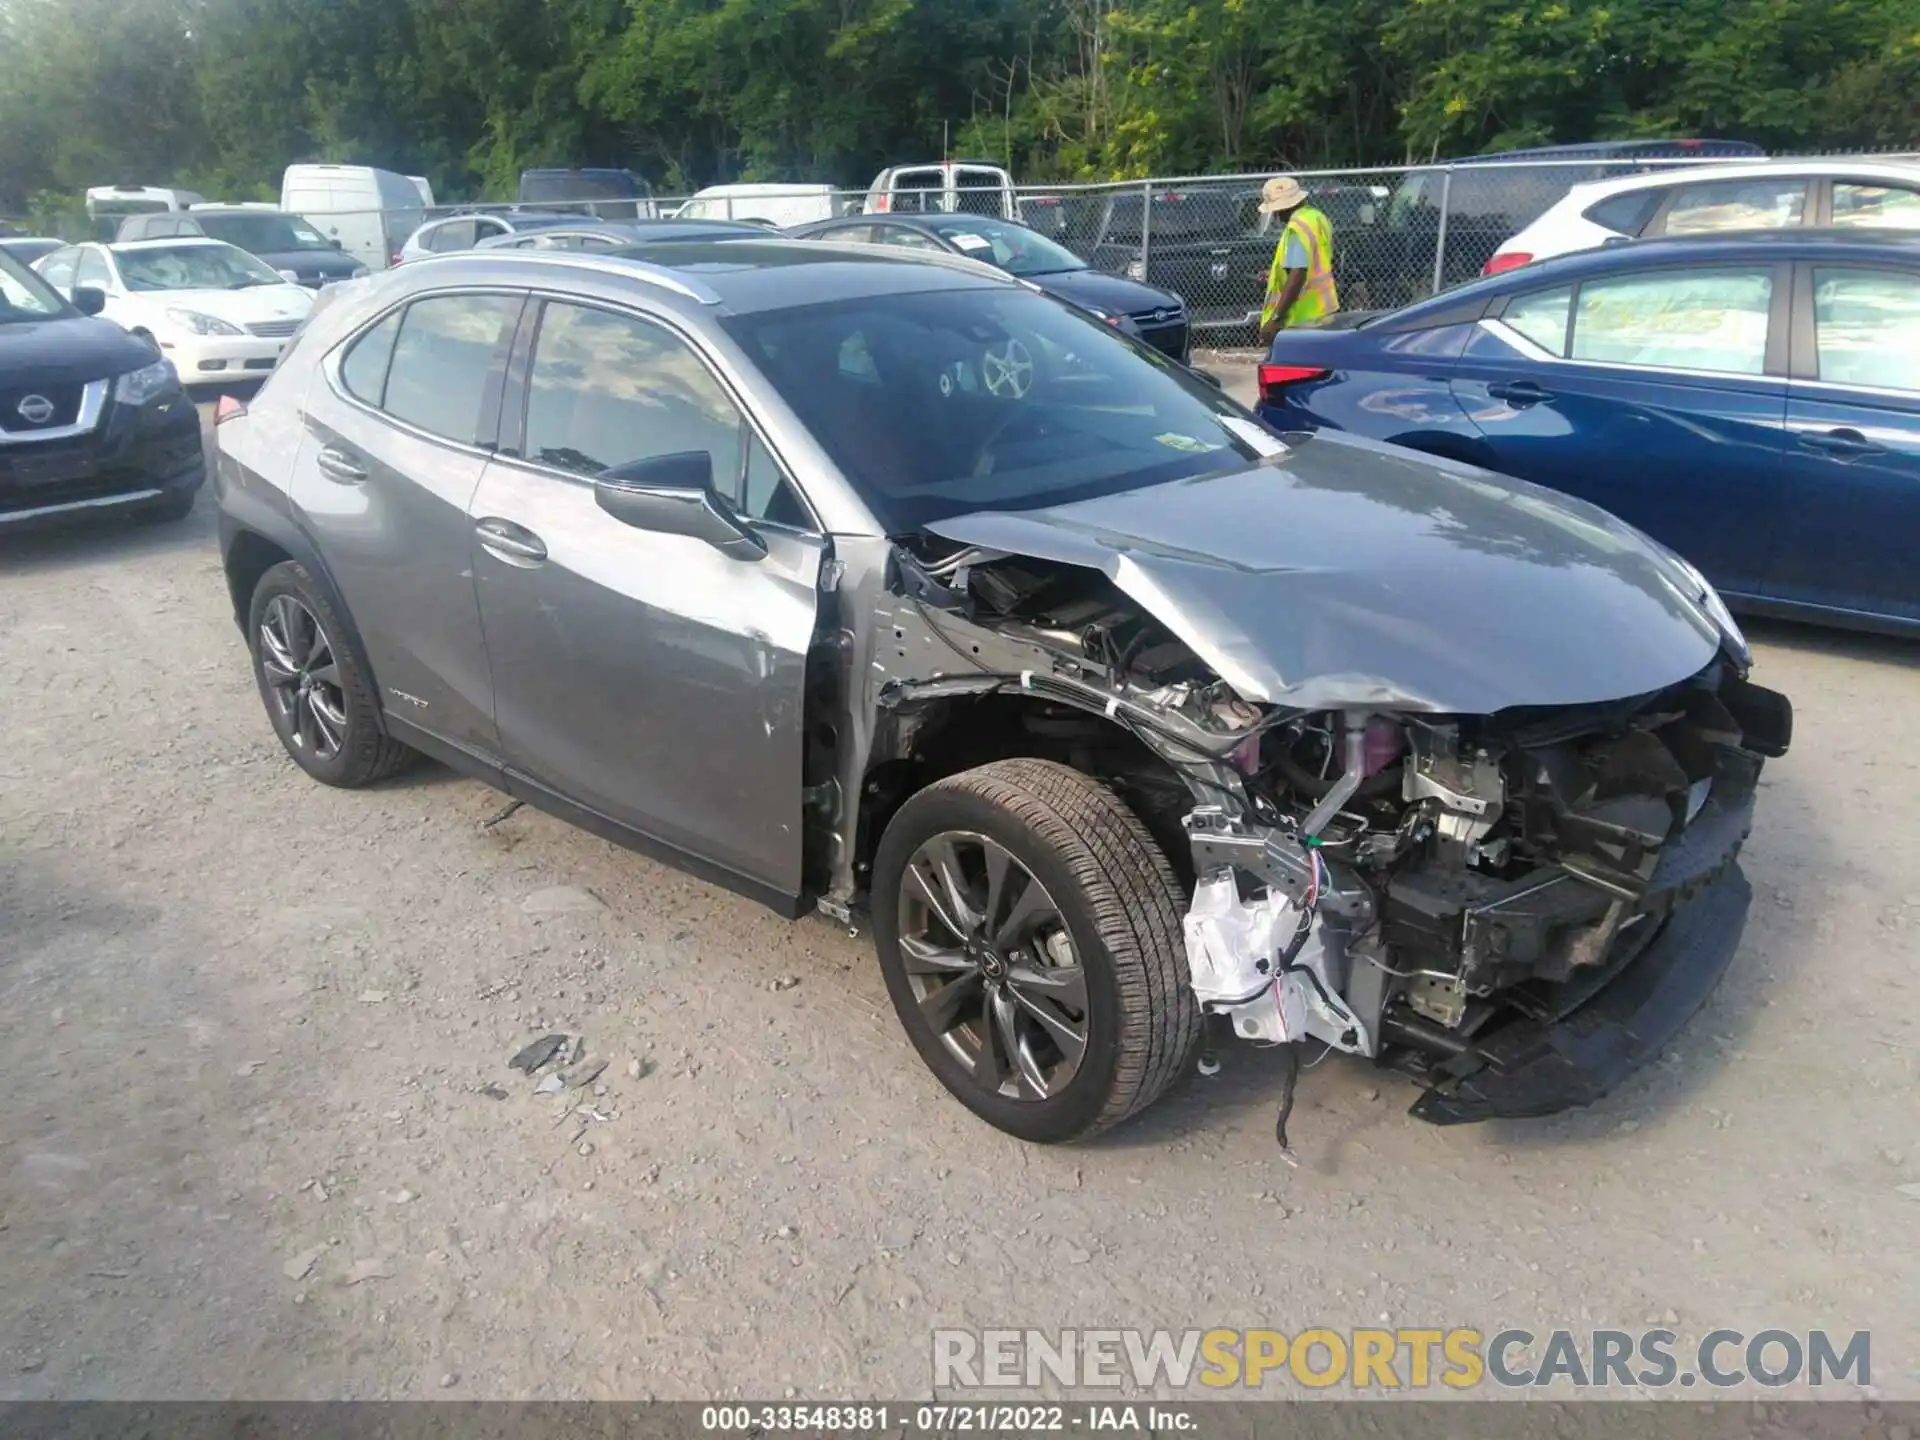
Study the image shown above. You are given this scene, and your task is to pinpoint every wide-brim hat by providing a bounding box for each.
[1258,176,1308,213]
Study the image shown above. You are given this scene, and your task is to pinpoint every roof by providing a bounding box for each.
[689,182,837,196]
[1568,155,1920,198]
[1551,227,1920,265]
[105,237,235,251]
[474,219,766,250]
[1439,138,1762,165]
[408,238,1013,313]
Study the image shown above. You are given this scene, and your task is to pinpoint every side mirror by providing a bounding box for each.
[71,286,107,316]
[593,451,767,561]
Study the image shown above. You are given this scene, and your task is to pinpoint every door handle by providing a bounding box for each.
[1486,380,1553,405]
[314,446,367,484]
[1798,427,1885,460]
[474,516,548,564]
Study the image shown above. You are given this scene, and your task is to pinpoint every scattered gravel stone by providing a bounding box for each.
[522,886,607,916]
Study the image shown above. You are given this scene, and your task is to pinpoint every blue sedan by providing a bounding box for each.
[1254,230,1920,634]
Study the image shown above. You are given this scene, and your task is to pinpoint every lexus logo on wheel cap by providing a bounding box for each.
[16,394,55,426]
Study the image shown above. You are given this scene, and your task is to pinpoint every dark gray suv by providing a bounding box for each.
[215,241,1790,1145]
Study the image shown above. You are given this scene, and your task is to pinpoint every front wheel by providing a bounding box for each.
[872,759,1201,1142]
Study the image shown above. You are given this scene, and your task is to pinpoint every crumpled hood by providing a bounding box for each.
[925,429,1726,714]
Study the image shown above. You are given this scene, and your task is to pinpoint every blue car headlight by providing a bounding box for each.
[114,358,180,406]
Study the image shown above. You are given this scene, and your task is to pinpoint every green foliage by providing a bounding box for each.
[0,0,1912,212]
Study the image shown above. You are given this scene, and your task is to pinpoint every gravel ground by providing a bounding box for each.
[0,390,1916,1403]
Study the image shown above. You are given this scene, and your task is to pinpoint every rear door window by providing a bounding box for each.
[1657,178,1807,236]
[427,219,477,251]
[1584,188,1666,237]
[887,169,943,214]
[1811,267,1920,391]
[872,225,944,253]
[380,293,521,444]
[339,310,403,405]
[1502,286,1574,354]
[1830,181,1920,231]
[1570,267,1773,375]
[952,167,1007,216]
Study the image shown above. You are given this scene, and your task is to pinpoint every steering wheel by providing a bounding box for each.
[980,338,1035,400]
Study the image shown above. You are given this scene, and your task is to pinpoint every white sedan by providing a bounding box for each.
[35,238,314,386]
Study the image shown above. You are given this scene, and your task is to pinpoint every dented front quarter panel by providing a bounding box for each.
[927,430,1726,715]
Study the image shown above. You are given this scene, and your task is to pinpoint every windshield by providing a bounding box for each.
[922,216,1084,276]
[1103,190,1255,242]
[90,198,170,218]
[520,170,649,202]
[195,213,333,253]
[115,243,284,291]
[724,288,1271,532]
[0,249,68,322]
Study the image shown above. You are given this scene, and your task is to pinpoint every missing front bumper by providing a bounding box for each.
[1404,864,1751,1124]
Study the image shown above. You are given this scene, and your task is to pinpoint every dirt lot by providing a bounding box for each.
[1,389,1917,1403]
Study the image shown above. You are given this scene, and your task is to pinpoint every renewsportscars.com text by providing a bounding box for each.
[932,1327,1871,1391]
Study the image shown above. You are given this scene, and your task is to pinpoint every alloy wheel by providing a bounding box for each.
[258,594,349,761]
[896,830,1089,1101]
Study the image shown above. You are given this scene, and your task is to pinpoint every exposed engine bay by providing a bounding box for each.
[855,535,1793,1141]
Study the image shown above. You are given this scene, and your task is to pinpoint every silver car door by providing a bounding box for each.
[468,295,826,904]
[290,289,524,755]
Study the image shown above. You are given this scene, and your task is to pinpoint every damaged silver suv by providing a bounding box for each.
[215,241,1792,1146]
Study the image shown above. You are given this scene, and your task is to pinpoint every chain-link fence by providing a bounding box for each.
[49,150,1912,350]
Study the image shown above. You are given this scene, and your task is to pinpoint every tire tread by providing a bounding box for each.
[923,758,1200,1138]
[250,560,418,787]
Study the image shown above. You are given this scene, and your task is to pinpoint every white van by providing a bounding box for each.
[677,183,843,228]
[279,164,425,271]
[85,185,207,241]
[863,163,1019,220]
[407,176,436,208]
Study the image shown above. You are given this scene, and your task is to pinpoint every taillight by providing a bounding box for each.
[1257,363,1330,403]
[1482,251,1532,276]
[214,395,247,426]
[390,251,404,266]
[874,194,891,213]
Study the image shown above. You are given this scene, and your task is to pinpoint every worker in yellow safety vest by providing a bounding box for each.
[1256,174,1338,342]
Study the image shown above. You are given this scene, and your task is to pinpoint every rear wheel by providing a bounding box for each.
[248,560,417,788]
[872,758,1200,1142]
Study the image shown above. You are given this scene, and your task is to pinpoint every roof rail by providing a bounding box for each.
[412,248,723,304]
[794,237,1016,286]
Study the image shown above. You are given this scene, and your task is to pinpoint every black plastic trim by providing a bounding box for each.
[1406,866,1751,1124]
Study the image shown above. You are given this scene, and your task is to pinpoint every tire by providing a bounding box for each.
[247,560,418,788]
[872,758,1201,1143]
[132,490,196,524]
